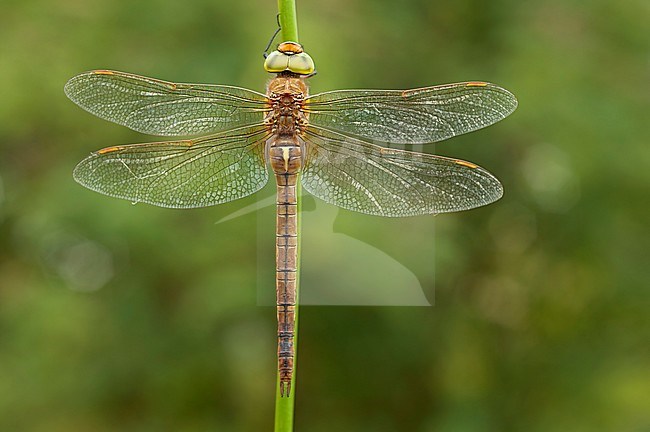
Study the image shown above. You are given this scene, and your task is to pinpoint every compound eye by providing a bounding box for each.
[264,51,289,73]
[287,52,315,75]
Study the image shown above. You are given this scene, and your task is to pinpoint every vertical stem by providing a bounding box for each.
[277,0,299,42]
[274,2,300,430]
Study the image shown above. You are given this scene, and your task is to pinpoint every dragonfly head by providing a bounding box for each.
[264,41,315,76]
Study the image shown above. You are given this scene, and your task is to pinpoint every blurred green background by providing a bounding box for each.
[0,0,648,431]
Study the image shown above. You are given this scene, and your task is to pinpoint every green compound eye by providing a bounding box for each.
[264,51,290,73]
[287,52,314,75]
[264,43,315,75]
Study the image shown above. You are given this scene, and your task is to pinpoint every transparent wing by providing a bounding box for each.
[306,82,517,144]
[65,70,268,136]
[73,126,270,209]
[300,126,503,216]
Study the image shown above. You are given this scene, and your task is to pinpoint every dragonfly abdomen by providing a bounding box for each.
[270,142,301,397]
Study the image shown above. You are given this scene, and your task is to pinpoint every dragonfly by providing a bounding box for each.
[65,41,517,396]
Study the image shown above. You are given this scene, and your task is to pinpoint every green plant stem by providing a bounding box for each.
[274,2,300,430]
[277,0,299,42]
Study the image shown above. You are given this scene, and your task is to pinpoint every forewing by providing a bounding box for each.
[73,126,270,208]
[307,82,517,144]
[65,70,268,136]
[300,127,503,216]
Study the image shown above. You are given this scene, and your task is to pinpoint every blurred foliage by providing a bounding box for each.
[0,0,648,431]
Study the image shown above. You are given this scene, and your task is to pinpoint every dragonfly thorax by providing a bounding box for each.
[265,76,309,137]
